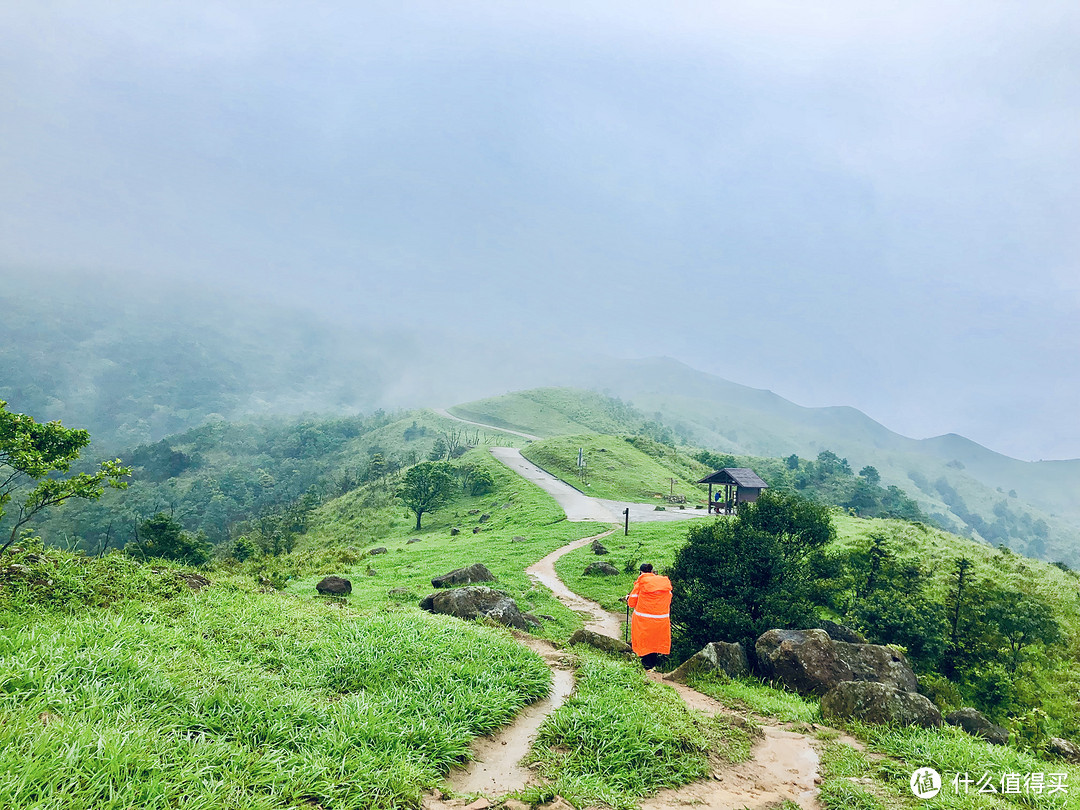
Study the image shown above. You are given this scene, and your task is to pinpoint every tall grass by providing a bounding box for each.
[0,580,550,809]
[525,647,751,809]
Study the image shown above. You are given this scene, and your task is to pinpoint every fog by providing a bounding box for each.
[2,2,1078,459]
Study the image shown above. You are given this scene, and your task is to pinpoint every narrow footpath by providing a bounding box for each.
[425,413,824,809]
[434,527,822,809]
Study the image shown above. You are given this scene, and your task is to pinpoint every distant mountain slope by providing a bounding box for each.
[453,372,1080,565]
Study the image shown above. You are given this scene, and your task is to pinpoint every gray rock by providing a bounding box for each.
[177,572,211,590]
[479,513,491,523]
[583,562,619,576]
[468,509,481,515]
[407,538,422,544]
[755,629,918,696]
[819,621,867,644]
[431,563,496,588]
[834,641,918,693]
[591,538,609,555]
[945,708,1009,745]
[387,587,414,599]
[511,536,527,543]
[472,526,481,534]
[538,614,555,621]
[568,629,634,657]
[822,681,942,728]
[756,629,850,696]
[369,547,388,555]
[316,576,352,596]
[1047,737,1080,763]
[668,642,749,683]
[419,587,539,631]
[450,527,460,536]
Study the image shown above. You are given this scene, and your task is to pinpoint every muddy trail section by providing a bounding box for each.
[430,527,825,809]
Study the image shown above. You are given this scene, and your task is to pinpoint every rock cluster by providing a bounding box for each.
[431,563,496,588]
[667,641,749,683]
[568,629,634,657]
[316,576,351,596]
[419,586,539,631]
[583,561,619,576]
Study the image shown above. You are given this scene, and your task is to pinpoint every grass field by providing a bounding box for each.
[0,564,551,810]
[522,434,710,504]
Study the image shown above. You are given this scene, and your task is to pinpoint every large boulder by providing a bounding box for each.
[756,629,850,695]
[755,629,917,696]
[945,708,1009,746]
[834,641,918,693]
[431,563,496,588]
[667,642,749,683]
[568,629,634,657]
[590,538,609,555]
[316,576,352,596]
[1047,737,1080,763]
[583,562,619,576]
[819,621,867,644]
[822,681,942,728]
[419,587,539,631]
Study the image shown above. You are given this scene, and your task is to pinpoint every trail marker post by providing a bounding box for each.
[624,507,629,536]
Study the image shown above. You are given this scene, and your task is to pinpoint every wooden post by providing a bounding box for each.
[624,507,630,536]
[708,483,713,513]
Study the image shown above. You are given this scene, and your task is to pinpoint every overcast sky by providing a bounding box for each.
[2,2,1078,460]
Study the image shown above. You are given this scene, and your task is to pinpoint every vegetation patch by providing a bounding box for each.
[0,575,552,809]
[525,647,752,810]
[523,434,709,504]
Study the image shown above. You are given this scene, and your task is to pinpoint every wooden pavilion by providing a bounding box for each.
[698,468,768,514]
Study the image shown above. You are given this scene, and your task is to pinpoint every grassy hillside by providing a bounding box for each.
[447,388,646,439]
[0,552,552,809]
[4,441,769,810]
[559,510,1080,737]
[521,434,710,504]
[455,383,1080,565]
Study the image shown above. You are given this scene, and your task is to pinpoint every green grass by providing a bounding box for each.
[554,520,698,612]
[815,723,1080,810]
[277,447,607,641]
[448,388,646,439]
[524,646,752,810]
[0,570,552,810]
[522,434,710,504]
[688,673,821,724]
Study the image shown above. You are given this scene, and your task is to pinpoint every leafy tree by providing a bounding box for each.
[668,490,834,658]
[859,466,881,486]
[127,512,211,565]
[0,401,130,553]
[983,589,1061,673]
[785,454,800,471]
[459,463,495,496]
[428,438,449,462]
[397,461,456,530]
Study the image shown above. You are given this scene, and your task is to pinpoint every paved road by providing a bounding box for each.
[490,447,614,521]
[490,447,702,524]
[433,407,542,442]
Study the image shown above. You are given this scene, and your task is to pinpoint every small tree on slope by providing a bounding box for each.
[397,461,457,530]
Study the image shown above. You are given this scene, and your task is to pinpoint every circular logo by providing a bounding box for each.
[910,767,942,799]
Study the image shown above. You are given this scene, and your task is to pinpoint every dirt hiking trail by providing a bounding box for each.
[431,527,825,810]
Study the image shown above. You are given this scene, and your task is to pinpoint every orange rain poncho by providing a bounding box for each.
[627,572,672,656]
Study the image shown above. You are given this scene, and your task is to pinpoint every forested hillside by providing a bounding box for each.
[454,387,1080,565]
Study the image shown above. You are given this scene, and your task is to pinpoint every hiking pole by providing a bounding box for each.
[624,600,630,643]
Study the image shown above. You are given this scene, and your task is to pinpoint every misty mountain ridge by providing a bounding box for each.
[5,271,1080,561]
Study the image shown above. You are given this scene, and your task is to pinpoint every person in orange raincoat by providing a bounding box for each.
[626,563,672,670]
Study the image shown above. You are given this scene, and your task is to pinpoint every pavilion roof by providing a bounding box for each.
[697,467,769,488]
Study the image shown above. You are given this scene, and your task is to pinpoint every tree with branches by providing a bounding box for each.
[1,401,130,554]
